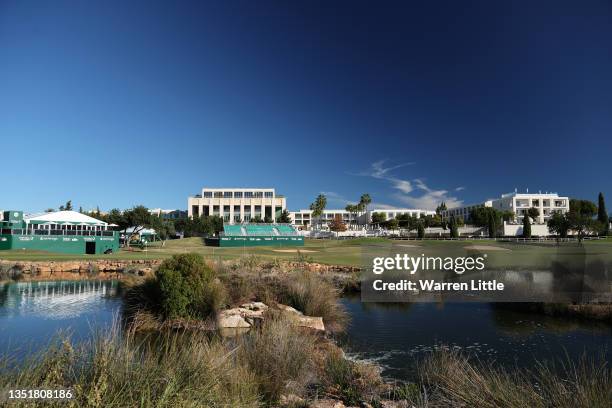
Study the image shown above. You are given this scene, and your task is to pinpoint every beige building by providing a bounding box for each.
[188,188,286,223]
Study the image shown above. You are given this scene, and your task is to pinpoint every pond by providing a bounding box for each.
[0,280,121,355]
[1,279,610,382]
[339,295,612,380]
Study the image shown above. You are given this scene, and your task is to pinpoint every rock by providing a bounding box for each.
[276,303,325,331]
[279,394,306,407]
[311,400,345,408]
[217,311,251,328]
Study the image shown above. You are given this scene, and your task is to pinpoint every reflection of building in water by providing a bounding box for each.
[1,280,118,319]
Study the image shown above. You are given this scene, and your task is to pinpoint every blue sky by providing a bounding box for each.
[1,1,611,213]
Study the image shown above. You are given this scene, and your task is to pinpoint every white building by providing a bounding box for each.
[188,188,286,223]
[441,190,570,225]
[490,191,569,224]
[290,207,435,229]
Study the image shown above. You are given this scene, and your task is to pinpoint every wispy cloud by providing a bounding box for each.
[352,160,465,210]
[320,191,351,207]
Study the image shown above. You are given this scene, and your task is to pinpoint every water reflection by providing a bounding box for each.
[0,280,121,354]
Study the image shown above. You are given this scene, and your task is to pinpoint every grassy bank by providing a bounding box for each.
[2,330,610,407]
[2,237,611,266]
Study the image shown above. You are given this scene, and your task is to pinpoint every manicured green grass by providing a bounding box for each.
[0,237,610,266]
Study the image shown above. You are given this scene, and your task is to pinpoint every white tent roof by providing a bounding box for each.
[24,211,108,226]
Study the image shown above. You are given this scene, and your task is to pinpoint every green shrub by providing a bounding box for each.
[155,253,226,320]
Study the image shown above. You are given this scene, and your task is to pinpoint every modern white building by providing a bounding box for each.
[441,191,570,225]
[490,191,569,224]
[290,208,435,229]
[188,188,286,223]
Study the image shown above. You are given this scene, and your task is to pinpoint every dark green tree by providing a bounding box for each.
[598,192,609,236]
[568,199,598,242]
[417,221,425,239]
[487,211,497,238]
[526,207,540,222]
[547,212,570,241]
[449,216,459,238]
[371,212,386,225]
[277,209,292,223]
[123,205,153,247]
[522,213,531,238]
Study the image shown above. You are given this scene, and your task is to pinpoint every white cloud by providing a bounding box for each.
[320,191,350,207]
[352,161,465,211]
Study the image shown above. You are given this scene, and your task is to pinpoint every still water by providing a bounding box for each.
[0,280,610,381]
[340,295,612,379]
[0,280,121,355]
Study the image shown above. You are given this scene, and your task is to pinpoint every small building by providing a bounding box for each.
[0,210,119,254]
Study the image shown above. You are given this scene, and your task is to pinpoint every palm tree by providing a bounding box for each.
[359,194,372,213]
[309,194,327,230]
[345,203,358,230]
[359,193,372,226]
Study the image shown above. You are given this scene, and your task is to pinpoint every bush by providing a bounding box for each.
[238,314,317,403]
[279,270,348,332]
[155,253,226,320]
[320,350,385,405]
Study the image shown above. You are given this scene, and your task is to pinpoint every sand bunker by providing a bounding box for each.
[464,245,511,251]
[273,249,318,253]
[395,244,421,248]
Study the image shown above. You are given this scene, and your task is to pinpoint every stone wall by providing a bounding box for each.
[0,259,162,281]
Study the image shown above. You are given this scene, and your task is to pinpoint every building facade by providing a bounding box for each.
[290,208,436,229]
[441,191,570,224]
[188,188,286,223]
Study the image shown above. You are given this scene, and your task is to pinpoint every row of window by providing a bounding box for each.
[202,191,274,199]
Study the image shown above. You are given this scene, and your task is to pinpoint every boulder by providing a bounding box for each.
[276,304,325,331]
[311,400,346,408]
[217,312,251,328]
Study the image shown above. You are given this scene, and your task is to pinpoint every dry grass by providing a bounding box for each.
[0,324,261,407]
[411,350,612,408]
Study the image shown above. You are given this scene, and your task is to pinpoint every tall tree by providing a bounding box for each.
[598,192,609,236]
[436,202,447,215]
[487,211,497,238]
[309,194,327,229]
[345,204,358,228]
[526,207,540,222]
[547,212,570,241]
[277,209,291,223]
[522,213,531,238]
[567,199,597,242]
[123,205,153,247]
[449,216,459,238]
[359,193,372,214]
[387,218,399,230]
[59,200,72,211]
[371,212,386,225]
[417,221,425,239]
